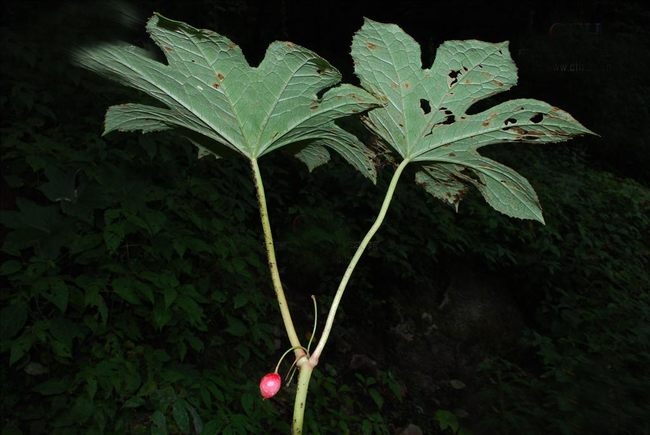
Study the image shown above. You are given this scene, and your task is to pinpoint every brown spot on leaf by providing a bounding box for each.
[503,126,544,140]
[367,42,377,49]
[449,152,456,157]
[492,80,503,87]
[285,42,295,48]
[212,83,220,89]
[163,46,173,52]
[482,112,497,127]
[404,82,411,89]
[216,72,225,81]
[503,126,528,135]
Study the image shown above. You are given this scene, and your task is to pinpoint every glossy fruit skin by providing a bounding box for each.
[259,372,281,399]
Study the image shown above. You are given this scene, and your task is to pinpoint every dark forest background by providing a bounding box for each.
[1,1,649,434]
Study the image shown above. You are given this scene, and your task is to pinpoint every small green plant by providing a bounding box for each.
[434,409,473,435]
[74,13,593,434]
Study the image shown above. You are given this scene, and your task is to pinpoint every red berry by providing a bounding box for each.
[259,372,281,399]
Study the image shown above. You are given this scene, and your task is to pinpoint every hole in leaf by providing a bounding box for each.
[420,99,431,114]
[459,167,482,184]
[530,113,544,123]
[442,114,455,125]
[504,118,517,126]
[448,69,461,86]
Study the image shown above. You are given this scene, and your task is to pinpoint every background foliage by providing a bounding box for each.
[2,1,649,434]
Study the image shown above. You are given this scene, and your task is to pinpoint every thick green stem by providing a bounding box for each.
[250,159,303,354]
[292,359,314,435]
[311,159,410,362]
[254,157,409,435]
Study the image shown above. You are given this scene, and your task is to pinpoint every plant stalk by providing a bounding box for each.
[250,159,303,355]
[292,358,314,435]
[310,158,410,361]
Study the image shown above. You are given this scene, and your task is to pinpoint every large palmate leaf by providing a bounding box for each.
[352,19,594,221]
[75,13,380,182]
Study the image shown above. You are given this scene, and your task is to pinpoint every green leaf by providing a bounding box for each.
[416,157,546,222]
[49,318,85,358]
[163,287,178,309]
[352,19,595,222]
[43,278,69,313]
[176,295,204,326]
[293,143,331,172]
[368,389,384,408]
[32,378,70,395]
[79,276,109,324]
[0,198,70,257]
[0,302,28,339]
[123,396,145,408]
[240,393,255,416]
[172,400,190,434]
[224,316,247,337]
[39,165,79,203]
[202,420,221,435]
[434,409,459,431]
[1,422,22,435]
[153,300,173,330]
[75,13,380,181]
[9,335,32,365]
[0,260,22,275]
[111,277,141,305]
[186,403,203,434]
[151,410,168,435]
[103,222,125,253]
[140,270,179,290]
